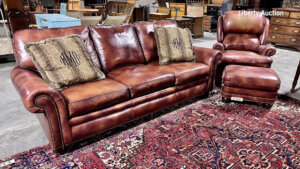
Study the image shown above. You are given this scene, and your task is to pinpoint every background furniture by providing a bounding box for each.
[107,0,135,23]
[166,17,193,32]
[149,7,170,21]
[182,15,203,37]
[203,15,212,32]
[80,15,102,25]
[222,65,280,104]
[0,0,9,38]
[213,11,276,85]
[35,14,81,28]
[268,8,300,49]
[291,60,300,93]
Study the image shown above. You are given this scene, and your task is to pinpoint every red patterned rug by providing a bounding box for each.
[0,91,299,169]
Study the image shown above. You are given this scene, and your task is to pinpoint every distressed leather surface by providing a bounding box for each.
[257,45,276,56]
[90,24,145,73]
[223,33,260,51]
[71,82,208,141]
[148,61,209,85]
[11,21,218,150]
[133,20,177,62]
[222,86,278,99]
[61,79,130,117]
[222,50,273,67]
[213,42,225,52]
[11,66,72,149]
[217,16,224,42]
[194,46,222,90]
[13,26,101,71]
[223,65,280,91]
[108,64,175,98]
[223,11,266,34]
[222,90,276,104]
[69,79,208,126]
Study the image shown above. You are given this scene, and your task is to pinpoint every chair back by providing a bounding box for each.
[217,11,269,51]
[60,3,67,15]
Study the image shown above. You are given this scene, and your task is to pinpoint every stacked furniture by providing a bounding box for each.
[182,3,204,38]
[149,8,170,21]
[268,8,300,49]
[213,11,280,104]
[11,20,221,151]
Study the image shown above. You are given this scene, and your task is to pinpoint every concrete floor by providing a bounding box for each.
[0,32,299,159]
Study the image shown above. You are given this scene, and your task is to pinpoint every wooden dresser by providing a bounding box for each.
[268,8,300,48]
[204,15,212,32]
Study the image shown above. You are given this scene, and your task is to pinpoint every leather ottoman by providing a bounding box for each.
[222,65,281,104]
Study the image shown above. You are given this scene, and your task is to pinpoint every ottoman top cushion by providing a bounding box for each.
[223,65,280,91]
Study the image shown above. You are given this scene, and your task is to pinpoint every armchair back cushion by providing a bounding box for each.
[90,24,145,73]
[220,11,268,52]
[133,20,177,63]
[13,26,101,71]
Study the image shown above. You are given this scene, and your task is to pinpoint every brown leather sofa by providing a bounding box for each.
[11,20,222,151]
[213,11,276,84]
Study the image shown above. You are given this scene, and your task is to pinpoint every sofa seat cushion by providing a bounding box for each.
[61,79,130,117]
[222,50,273,67]
[108,64,175,98]
[148,61,209,85]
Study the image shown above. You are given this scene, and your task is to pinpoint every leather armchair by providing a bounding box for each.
[213,11,276,84]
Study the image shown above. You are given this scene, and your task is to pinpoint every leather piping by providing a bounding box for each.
[34,95,65,149]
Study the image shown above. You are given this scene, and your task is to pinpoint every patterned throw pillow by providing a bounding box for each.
[24,35,106,90]
[154,27,194,65]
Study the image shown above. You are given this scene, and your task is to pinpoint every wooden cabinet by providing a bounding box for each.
[204,15,212,32]
[268,8,300,48]
[182,16,204,38]
[166,18,193,33]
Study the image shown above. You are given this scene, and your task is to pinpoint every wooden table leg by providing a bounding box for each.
[291,60,300,93]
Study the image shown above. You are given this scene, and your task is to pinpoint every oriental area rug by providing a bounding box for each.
[0,90,299,169]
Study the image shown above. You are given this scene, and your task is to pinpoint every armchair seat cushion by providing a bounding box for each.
[221,50,273,67]
[108,64,175,98]
[61,79,130,117]
[148,61,209,85]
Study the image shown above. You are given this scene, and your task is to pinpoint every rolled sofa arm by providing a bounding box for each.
[194,46,222,91]
[11,66,71,150]
[257,45,276,56]
[213,42,225,52]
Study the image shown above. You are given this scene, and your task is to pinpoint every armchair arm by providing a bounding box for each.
[194,46,222,91]
[11,66,71,150]
[257,45,276,56]
[213,42,225,52]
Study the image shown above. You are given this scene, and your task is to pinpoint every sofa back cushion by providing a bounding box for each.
[90,24,145,73]
[223,11,266,35]
[133,20,177,63]
[13,26,101,71]
[223,33,260,51]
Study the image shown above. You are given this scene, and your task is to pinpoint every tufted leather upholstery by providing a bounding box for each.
[90,24,145,73]
[11,21,221,151]
[213,11,276,85]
